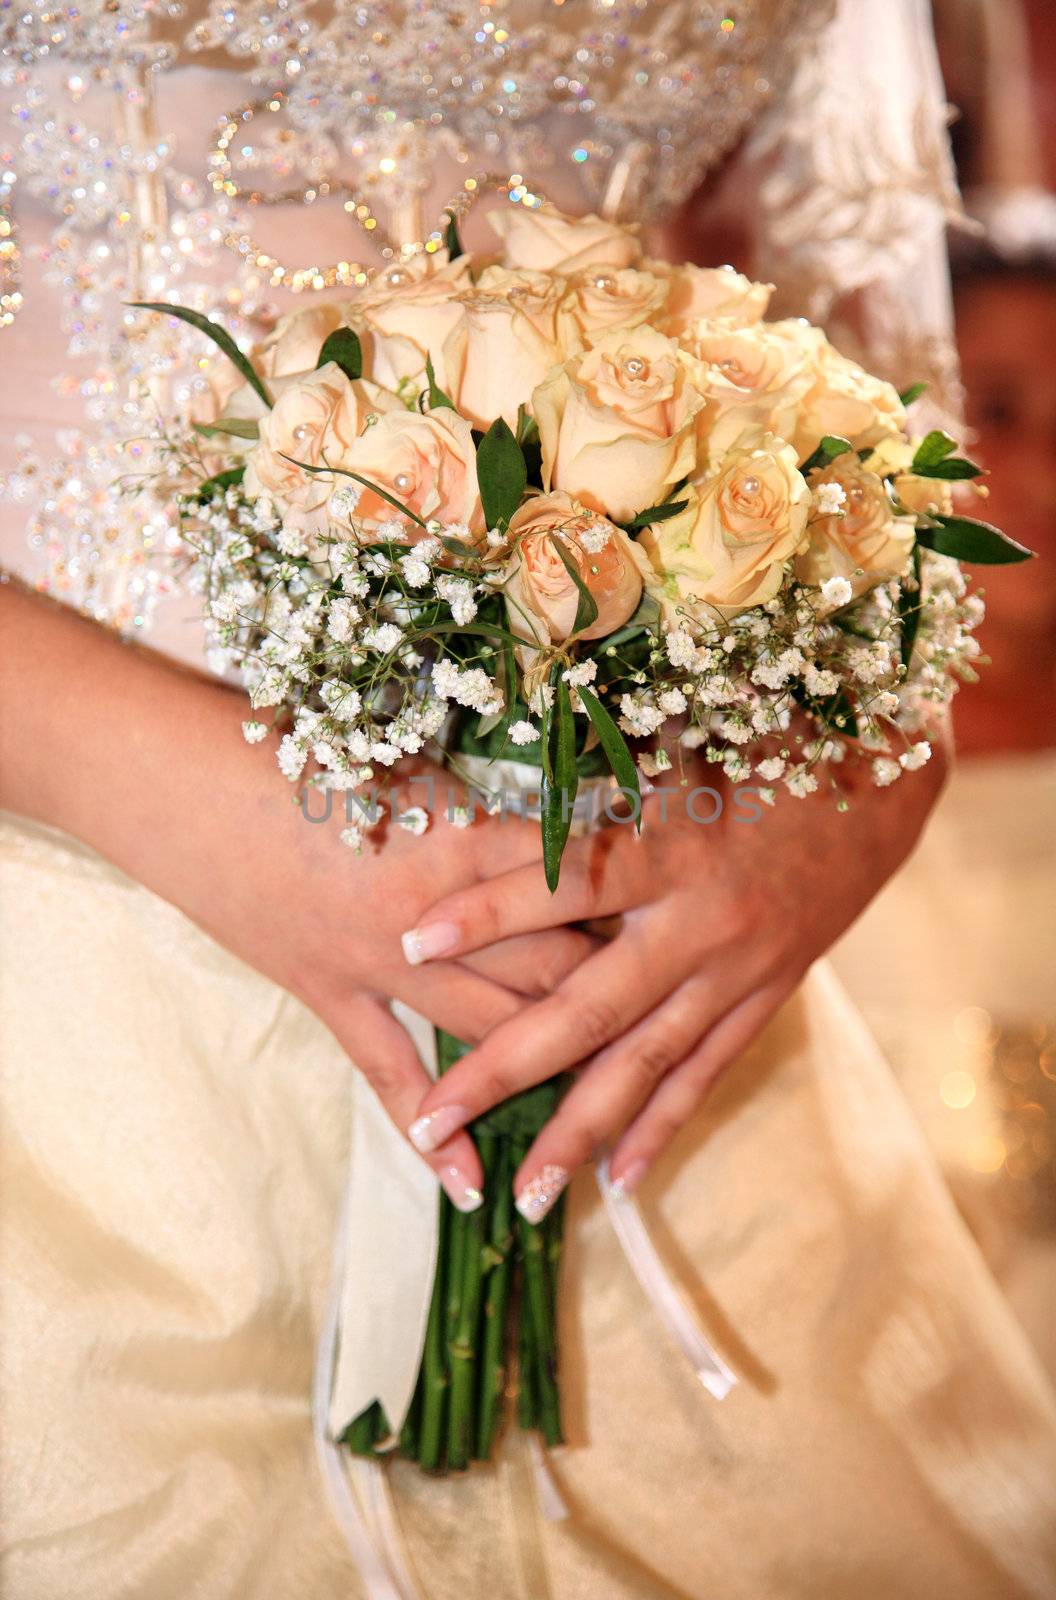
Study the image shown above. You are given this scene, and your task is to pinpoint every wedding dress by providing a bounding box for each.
[2,3,1056,1597]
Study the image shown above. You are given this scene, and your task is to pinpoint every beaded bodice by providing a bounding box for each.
[0,0,957,644]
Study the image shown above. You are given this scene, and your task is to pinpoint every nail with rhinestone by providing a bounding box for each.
[514,1164,569,1226]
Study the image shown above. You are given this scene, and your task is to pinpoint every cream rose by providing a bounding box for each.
[776,322,906,456]
[640,427,810,617]
[441,291,563,430]
[893,473,954,518]
[339,409,484,537]
[475,266,567,344]
[656,263,772,337]
[255,303,348,380]
[556,266,669,349]
[350,253,472,394]
[489,203,641,273]
[533,325,705,523]
[504,492,652,654]
[243,362,380,522]
[796,453,916,592]
[686,321,814,460]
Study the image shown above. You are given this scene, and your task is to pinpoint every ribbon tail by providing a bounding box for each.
[312,1184,417,1600]
[596,1155,738,1401]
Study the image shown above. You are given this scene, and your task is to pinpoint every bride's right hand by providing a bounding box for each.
[0,582,594,1206]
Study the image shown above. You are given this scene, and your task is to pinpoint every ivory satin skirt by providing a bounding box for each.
[3,809,1056,1600]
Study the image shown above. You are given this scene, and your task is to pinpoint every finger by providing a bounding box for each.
[401,828,653,966]
[460,927,602,997]
[511,974,716,1216]
[608,982,792,1194]
[332,995,484,1212]
[406,915,698,1153]
[388,957,524,1043]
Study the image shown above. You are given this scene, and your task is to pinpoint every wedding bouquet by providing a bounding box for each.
[138,200,1030,1473]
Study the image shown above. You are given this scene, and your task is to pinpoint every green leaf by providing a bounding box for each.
[130,301,272,409]
[541,676,579,893]
[190,465,245,502]
[917,515,1034,564]
[577,685,641,830]
[476,417,527,530]
[548,534,599,635]
[910,455,985,481]
[193,417,260,441]
[899,546,923,669]
[424,353,455,411]
[515,404,540,448]
[911,430,957,471]
[317,327,363,382]
[443,209,464,261]
[799,435,854,474]
[899,381,928,408]
[279,455,428,527]
[622,497,689,531]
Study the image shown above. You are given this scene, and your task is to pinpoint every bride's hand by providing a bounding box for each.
[400,738,949,1216]
[0,583,596,1208]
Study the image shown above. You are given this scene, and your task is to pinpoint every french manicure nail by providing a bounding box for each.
[609,1159,648,1200]
[439,1164,484,1213]
[514,1164,570,1226]
[401,922,460,966]
[408,1104,470,1154]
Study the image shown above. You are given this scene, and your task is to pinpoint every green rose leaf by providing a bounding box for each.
[577,685,641,831]
[799,435,854,474]
[130,301,272,409]
[899,546,923,669]
[443,209,464,262]
[193,417,260,440]
[541,674,579,893]
[622,497,689,531]
[476,416,528,531]
[317,327,363,382]
[916,515,1034,565]
[911,430,958,471]
[910,455,985,481]
[190,465,246,502]
[899,381,928,408]
[548,534,599,635]
[424,354,456,411]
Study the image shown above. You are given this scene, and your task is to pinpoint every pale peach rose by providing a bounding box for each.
[774,321,906,456]
[685,320,815,460]
[338,409,485,537]
[243,363,380,521]
[350,253,472,394]
[489,203,641,273]
[893,473,954,518]
[504,492,652,654]
[796,453,916,592]
[640,428,810,617]
[533,326,705,523]
[441,291,563,429]
[255,303,349,380]
[655,263,772,337]
[556,266,669,349]
[475,266,567,344]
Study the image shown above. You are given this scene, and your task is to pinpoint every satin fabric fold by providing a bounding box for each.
[3,810,1056,1600]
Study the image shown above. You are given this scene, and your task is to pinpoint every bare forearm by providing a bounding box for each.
[0,580,267,907]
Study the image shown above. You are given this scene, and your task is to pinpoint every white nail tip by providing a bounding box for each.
[514,1165,569,1225]
[408,1105,468,1154]
[440,1167,484,1213]
[401,929,424,966]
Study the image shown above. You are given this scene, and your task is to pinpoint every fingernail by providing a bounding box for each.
[401,922,460,966]
[439,1164,484,1213]
[408,1104,470,1154]
[609,1159,648,1200]
[515,1165,569,1226]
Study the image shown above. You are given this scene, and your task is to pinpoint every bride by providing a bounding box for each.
[2,2,1055,1596]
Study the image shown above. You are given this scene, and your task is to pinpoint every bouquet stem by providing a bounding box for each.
[344,1034,567,1472]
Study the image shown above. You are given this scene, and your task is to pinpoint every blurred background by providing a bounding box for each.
[832,0,1056,1384]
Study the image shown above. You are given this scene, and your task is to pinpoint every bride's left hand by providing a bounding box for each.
[401,734,948,1216]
